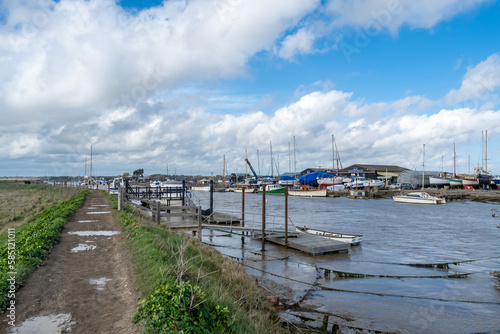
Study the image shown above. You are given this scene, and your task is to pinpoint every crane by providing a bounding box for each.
[245,158,258,179]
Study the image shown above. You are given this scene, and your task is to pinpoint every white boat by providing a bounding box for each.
[191,179,211,191]
[345,177,384,189]
[393,192,446,204]
[296,226,362,245]
[461,174,479,189]
[232,187,256,193]
[150,180,161,187]
[161,180,183,188]
[289,185,327,197]
[317,173,345,188]
[429,176,450,188]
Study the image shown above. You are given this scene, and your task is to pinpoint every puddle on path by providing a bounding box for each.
[89,204,108,207]
[68,231,121,236]
[71,243,97,253]
[77,220,98,223]
[86,211,111,214]
[89,277,112,290]
[9,313,75,333]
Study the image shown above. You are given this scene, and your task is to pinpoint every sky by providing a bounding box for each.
[1,0,500,178]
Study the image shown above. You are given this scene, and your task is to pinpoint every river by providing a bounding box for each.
[191,191,500,334]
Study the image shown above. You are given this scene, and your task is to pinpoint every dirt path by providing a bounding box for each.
[1,190,142,333]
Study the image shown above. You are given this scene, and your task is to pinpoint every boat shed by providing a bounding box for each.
[397,170,445,188]
[339,164,410,181]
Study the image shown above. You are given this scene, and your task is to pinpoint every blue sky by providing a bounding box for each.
[1,0,500,177]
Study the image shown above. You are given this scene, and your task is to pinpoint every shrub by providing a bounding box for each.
[133,280,235,334]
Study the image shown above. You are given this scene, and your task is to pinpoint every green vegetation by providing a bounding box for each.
[0,181,81,233]
[0,189,87,311]
[133,281,234,333]
[106,193,284,334]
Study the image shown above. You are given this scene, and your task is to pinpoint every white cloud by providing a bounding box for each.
[445,53,500,105]
[278,28,317,59]
[326,0,490,35]
[0,0,317,123]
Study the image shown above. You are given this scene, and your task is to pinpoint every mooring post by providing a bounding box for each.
[241,185,245,241]
[210,180,214,215]
[156,201,161,225]
[182,180,186,206]
[285,185,288,247]
[118,186,123,211]
[261,185,266,252]
[197,206,202,241]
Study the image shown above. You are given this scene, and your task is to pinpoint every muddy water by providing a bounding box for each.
[193,192,500,333]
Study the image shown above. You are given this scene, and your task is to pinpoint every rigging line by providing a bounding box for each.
[232,259,500,305]
[344,255,500,267]
[203,241,471,278]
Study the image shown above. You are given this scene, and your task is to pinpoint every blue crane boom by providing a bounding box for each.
[245,158,258,179]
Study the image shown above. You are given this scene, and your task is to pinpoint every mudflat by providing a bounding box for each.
[1,190,141,333]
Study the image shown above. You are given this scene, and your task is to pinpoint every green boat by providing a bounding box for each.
[257,184,285,194]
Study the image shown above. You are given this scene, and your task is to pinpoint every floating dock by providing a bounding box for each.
[267,233,350,255]
[202,224,350,255]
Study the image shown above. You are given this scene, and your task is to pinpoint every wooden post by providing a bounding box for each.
[118,187,123,211]
[241,185,245,241]
[210,180,214,215]
[197,206,202,241]
[284,186,288,247]
[182,180,186,206]
[156,201,161,225]
[261,185,266,252]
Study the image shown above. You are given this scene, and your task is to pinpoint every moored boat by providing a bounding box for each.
[429,176,450,188]
[393,192,446,204]
[296,226,362,245]
[258,184,285,194]
[462,176,479,189]
[278,175,298,186]
[449,177,462,188]
[289,185,327,197]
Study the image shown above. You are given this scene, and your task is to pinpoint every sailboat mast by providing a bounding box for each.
[288,142,291,174]
[481,131,484,172]
[422,144,425,190]
[269,141,274,177]
[223,155,226,184]
[453,143,456,176]
[485,130,488,174]
[257,149,260,178]
[245,150,248,184]
[331,135,335,172]
[90,145,93,181]
[293,136,297,178]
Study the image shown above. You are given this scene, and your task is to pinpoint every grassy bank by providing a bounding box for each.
[0,189,88,311]
[105,192,285,333]
[0,181,81,233]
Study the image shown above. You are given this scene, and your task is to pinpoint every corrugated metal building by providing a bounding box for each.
[397,170,444,187]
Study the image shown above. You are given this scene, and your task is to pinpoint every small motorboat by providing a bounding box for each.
[296,226,363,245]
[393,192,446,204]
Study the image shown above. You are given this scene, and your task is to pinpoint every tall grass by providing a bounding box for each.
[0,189,88,311]
[106,193,285,334]
[0,181,81,233]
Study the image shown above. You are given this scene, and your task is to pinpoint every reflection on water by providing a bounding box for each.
[194,192,500,333]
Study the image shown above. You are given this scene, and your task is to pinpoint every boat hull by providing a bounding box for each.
[429,177,450,187]
[393,192,446,204]
[296,227,362,245]
[289,189,327,197]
